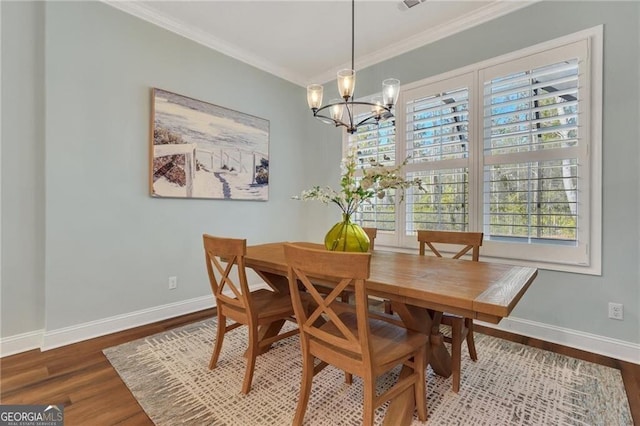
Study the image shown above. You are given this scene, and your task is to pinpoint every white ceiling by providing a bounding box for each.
[107,1,535,86]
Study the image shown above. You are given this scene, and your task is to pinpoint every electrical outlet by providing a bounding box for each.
[608,302,623,320]
[168,276,178,290]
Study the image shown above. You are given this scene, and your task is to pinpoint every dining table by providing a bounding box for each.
[244,242,538,426]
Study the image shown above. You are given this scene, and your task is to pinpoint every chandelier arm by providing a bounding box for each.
[312,107,350,129]
[354,114,382,129]
[351,103,393,128]
[313,101,394,132]
[355,114,390,128]
[345,101,355,132]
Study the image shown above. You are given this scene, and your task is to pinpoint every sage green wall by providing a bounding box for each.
[0,0,319,336]
[41,1,319,331]
[353,1,640,344]
[0,1,46,337]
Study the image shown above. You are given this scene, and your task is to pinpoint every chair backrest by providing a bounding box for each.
[283,244,373,363]
[362,227,377,251]
[203,234,252,311]
[417,230,483,261]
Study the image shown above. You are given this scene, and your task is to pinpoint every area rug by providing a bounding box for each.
[103,319,632,425]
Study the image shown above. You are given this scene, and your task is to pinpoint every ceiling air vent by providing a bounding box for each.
[402,0,424,9]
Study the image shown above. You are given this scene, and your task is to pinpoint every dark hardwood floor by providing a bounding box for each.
[1,309,638,425]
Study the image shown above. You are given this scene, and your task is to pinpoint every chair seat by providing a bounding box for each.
[223,288,294,322]
[251,289,296,319]
[316,312,428,367]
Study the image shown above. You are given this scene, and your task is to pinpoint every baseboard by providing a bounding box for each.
[4,284,637,364]
[478,316,640,365]
[38,281,271,352]
[40,295,214,351]
[0,329,44,358]
[1,282,272,357]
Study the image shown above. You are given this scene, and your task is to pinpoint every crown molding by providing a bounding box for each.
[309,1,540,85]
[102,1,308,86]
[104,1,538,88]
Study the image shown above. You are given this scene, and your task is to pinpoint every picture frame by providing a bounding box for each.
[149,88,269,201]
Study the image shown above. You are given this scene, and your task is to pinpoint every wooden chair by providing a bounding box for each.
[340,227,377,305]
[417,230,483,393]
[362,227,377,251]
[283,244,428,426]
[360,227,393,315]
[203,234,299,394]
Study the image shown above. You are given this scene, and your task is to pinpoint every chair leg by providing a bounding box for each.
[292,350,314,426]
[450,319,463,393]
[209,312,226,370]
[383,300,393,315]
[241,324,259,394]
[414,347,427,421]
[345,372,353,385]
[362,376,375,426]
[465,318,478,361]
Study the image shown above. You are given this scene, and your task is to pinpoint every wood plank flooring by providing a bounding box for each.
[1,309,638,425]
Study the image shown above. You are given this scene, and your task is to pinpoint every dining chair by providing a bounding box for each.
[360,227,393,315]
[283,244,428,426]
[340,227,377,305]
[417,230,483,393]
[362,227,377,251]
[203,234,299,394]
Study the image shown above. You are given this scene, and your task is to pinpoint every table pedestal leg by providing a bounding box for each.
[256,319,286,355]
[381,303,452,426]
[247,272,292,356]
[383,362,422,426]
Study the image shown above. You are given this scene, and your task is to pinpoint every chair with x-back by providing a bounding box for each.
[203,234,299,394]
[340,227,378,305]
[362,227,377,251]
[284,244,428,426]
[360,227,393,315]
[417,230,483,393]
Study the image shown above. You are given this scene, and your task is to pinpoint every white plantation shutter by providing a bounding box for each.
[349,119,396,167]
[406,86,469,163]
[348,110,397,230]
[402,73,474,237]
[354,185,397,232]
[479,40,590,265]
[406,169,469,233]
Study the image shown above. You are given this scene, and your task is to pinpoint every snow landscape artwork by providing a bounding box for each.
[150,88,269,200]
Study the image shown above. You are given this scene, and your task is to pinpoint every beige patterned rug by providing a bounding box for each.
[104,318,632,425]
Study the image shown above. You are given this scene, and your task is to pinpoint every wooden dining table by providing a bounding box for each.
[244,242,538,425]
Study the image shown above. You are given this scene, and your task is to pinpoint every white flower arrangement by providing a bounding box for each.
[293,151,424,217]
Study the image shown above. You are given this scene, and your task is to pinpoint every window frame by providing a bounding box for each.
[344,26,602,275]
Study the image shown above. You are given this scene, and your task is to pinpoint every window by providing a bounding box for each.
[346,27,602,274]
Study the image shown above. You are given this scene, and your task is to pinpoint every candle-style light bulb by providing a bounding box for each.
[329,99,345,122]
[337,69,356,100]
[382,78,400,107]
[371,95,384,119]
[307,84,323,110]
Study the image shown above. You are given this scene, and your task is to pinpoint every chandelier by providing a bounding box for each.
[305,0,400,134]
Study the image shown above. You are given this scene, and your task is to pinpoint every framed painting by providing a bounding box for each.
[149,88,269,200]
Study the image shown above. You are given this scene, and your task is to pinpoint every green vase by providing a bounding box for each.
[324,214,370,252]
